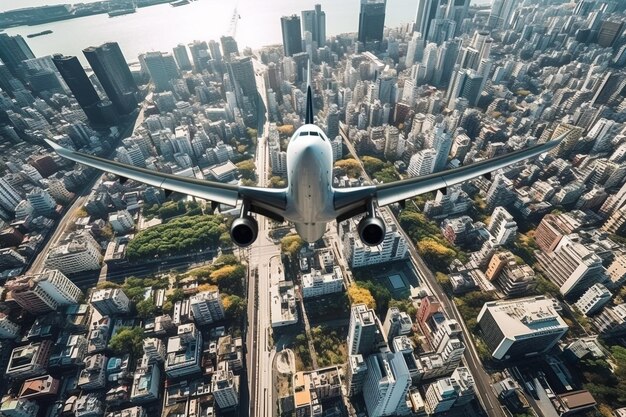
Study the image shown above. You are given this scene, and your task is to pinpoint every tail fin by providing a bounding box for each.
[305,60,314,124]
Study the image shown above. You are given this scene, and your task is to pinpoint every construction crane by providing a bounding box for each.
[228,6,241,38]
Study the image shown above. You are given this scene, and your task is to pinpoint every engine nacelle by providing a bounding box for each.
[230,216,258,247]
[358,215,386,246]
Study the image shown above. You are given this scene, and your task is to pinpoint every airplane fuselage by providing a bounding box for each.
[284,124,336,242]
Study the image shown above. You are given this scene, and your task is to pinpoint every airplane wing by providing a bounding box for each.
[334,134,566,221]
[45,139,287,221]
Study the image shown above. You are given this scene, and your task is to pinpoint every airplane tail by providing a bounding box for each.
[305,60,314,124]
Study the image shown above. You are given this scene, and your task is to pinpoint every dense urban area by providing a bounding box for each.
[1,0,626,417]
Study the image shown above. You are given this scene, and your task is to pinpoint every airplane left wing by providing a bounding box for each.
[334,134,566,221]
[45,139,287,221]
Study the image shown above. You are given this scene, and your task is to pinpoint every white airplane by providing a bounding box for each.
[46,66,564,248]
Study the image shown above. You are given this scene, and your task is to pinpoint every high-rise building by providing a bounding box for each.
[45,232,102,275]
[348,304,385,356]
[212,361,240,409]
[52,54,106,126]
[487,207,517,245]
[597,21,624,48]
[83,42,137,115]
[488,0,516,28]
[190,290,225,325]
[301,4,326,47]
[172,44,192,71]
[594,303,626,337]
[358,0,387,46]
[0,178,22,213]
[26,188,56,217]
[0,33,35,76]
[228,56,257,99]
[209,40,223,62]
[575,283,612,316]
[477,296,569,360]
[485,174,515,212]
[415,0,442,43]
[383,307,413,343]
[0,397,38,417]
[408,149,437,177]
[220,36,239,61]
[281,15,303,57]
[536,235,607,299]
[108,210,135,234]
[347,354,368,396]
[143,52,179,93]
[363,350,412,416]
[188,40,210,72]
[5,270,82,314]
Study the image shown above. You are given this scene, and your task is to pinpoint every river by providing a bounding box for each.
[3,0,492,64]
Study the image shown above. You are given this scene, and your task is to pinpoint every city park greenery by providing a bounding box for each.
[310,325,348,368]
[126,214,231,261]
[109,326,144,357]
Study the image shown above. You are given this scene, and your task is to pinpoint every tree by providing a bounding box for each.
[236,159,257,181]
[223,294,246,321]
[136,299,156,318]
[168,288,185,304]
[334,158,361,177]
[281,235,305,257]
[247,128,258,139]
[362,156,384,175]
[374,166,399,183]
[277,125,295,136]
[210,264,245,296]
[418,238,457,272]
[347,285,376,310]
[197,283,218,293]
[96,281,120,289]
[269,176,287,188]
[109,327,144,357]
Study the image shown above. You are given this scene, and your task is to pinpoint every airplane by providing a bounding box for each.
[46,64,565,248]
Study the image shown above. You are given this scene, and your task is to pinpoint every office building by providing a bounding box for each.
[301,4,326,46]
[415,0,441,43]
[488,0,516,28]
[78,353,106,391]
[575,284,612,316]
[408,149,436,177]
[0,178,23,213]
[281,15,303,57]
[477,296,569,360]
[535,212,583,253]
[383,307,413,342]
[597,21,623,48]
[228,55,257,99]
[212,361,240,409]
[606,254,626,290]
[340,211,408,268]
[187,40,210,72]
[0,33,35,76]
[143,51,180,92]
[220,36,239,61]
[536,235,607,298]
[358,0,387,45]
[363,350,412,416]
[172,44,192,71]
[90,288,131,316]
[83,42,137,115]
[0,397,38,417]
[0,313,20,339]
[301,267,344,298]
[52,54,106,126]
[486,253,535,297]
[6,341,53,380]
[26,188,56,217]
[487,207,517,245]
[6,270,82,314]
[348,304,385,356]
[165,324,202,378]
[189,290,225,325]
[594,303,626,337]
[346,354,368,396]
[130,358,161,404]
[485,174,515,212]
[109,210,135,234]
[45,232,102,275]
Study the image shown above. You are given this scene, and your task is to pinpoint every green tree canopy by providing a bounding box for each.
[109,327,144,357]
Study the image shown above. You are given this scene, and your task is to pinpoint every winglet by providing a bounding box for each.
[305,60,314,125]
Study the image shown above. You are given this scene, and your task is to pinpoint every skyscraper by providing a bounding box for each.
[415,0,443,42]
[188,40,211,72]
[83,42,137,115]
[358,0,387,46]
[488,0,516,29]
[487,207,517,245]
[0,33,35,77]
[173,44,193,71]
[301,4,326,47]
[597,21,624,48]
[228,56,257,98]
[348,304,385,356]
[143,52,180,92]
[363,351,412,416]
[220,36,239,61]
[52,54,106,126]
[281,15,303,57]
[0,178,22,213]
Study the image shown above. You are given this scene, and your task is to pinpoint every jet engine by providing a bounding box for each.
[230,215,258,247]
[358,215,386,246]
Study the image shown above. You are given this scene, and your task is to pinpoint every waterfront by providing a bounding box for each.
[4,0,490,64]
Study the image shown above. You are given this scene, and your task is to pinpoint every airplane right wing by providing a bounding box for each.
[334,134,566,221]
